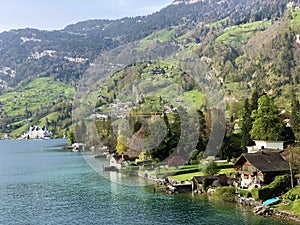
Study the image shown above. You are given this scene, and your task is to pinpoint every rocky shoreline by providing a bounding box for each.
[274,211,300,223]
[236,195,300,223]
[137,169,300,224]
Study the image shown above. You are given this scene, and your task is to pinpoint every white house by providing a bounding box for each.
[21,126,52,139]
[247,140,284,153]
[72,143,86,152]
[109,154,130,170]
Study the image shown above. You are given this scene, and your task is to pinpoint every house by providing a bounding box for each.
[247,140,284,153]
[287,1,295,9]
[21,126,52,139]
[72,143,86,152]
[109,154,130,170]
[234,150,290,190]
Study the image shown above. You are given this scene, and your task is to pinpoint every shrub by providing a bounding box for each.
[284,185,300,201]
[251,188,259,200]
[203,160,220,176]
[252,175,291,201]
[214,186,236,202]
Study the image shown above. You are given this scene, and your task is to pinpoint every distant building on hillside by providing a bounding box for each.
[21,126,52,139]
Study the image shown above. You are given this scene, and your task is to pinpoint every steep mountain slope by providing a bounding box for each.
[0,0,293,92]
[0,0,299,138]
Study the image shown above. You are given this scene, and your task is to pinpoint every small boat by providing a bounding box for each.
[262,197,280,206]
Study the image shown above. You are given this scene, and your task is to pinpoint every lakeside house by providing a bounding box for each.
[21,126,52,139]
[109,154,130,170]
[72,143,86,152]
[233,150,290,190]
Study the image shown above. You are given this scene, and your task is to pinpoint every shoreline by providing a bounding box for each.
[274,211,300,223]
[144,172,300,224]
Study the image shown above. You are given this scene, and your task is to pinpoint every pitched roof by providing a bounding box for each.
[235,151,290,172]
[112,154,130,162]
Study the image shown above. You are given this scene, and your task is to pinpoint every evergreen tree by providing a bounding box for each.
[250,95,285,141]
[74,123,81,143]
[80,119,87,143]
[250,90,260,112]
[219,133,243,160]
[240,98,254,151]
[169,108,181,150]
[189,110,207,164]
[67,130,76,146]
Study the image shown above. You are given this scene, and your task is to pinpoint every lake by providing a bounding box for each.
[0,139,297,225]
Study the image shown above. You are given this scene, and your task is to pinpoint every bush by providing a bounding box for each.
[214,186,236,202]
[251,188,259,201]
[238,189,251,197]
[203,160,220,176]
[284,185,300,201]
[252,175,291,201]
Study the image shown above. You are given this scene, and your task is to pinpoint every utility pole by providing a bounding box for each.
[289,145,294,189]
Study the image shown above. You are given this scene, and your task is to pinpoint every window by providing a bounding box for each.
[244,165,248,171]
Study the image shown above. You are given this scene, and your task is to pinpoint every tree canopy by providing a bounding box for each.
[250,95,285,141]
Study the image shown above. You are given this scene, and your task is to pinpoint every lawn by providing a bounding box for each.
[274,200,300,217]
[169,167,236,181]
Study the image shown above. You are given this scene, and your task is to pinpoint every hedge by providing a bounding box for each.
[251,175,291,201]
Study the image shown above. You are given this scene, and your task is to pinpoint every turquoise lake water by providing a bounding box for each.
[0,139,298,225]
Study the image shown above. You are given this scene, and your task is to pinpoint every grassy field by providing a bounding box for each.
[170,167,236,181]
[215,20,272,46]
[0,77,75,137]
[291,10,300,26]
[274,185,300,217]
[0,77,74,117]
[156,163,236,181]
[144,28,175,42]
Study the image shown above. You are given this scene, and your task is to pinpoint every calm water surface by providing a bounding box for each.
[0,139,298,225]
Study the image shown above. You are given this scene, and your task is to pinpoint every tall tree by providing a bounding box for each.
[250,95,285,141]
[291,90,300,143]
[250,90,260,112]
[240,98,254,151]
[116,135,129,154]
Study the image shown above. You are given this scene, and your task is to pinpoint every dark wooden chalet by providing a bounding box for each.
[233,150,290,189]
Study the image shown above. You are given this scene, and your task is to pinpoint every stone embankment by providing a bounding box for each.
[236,195,300,223]
[274,211,300,223]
